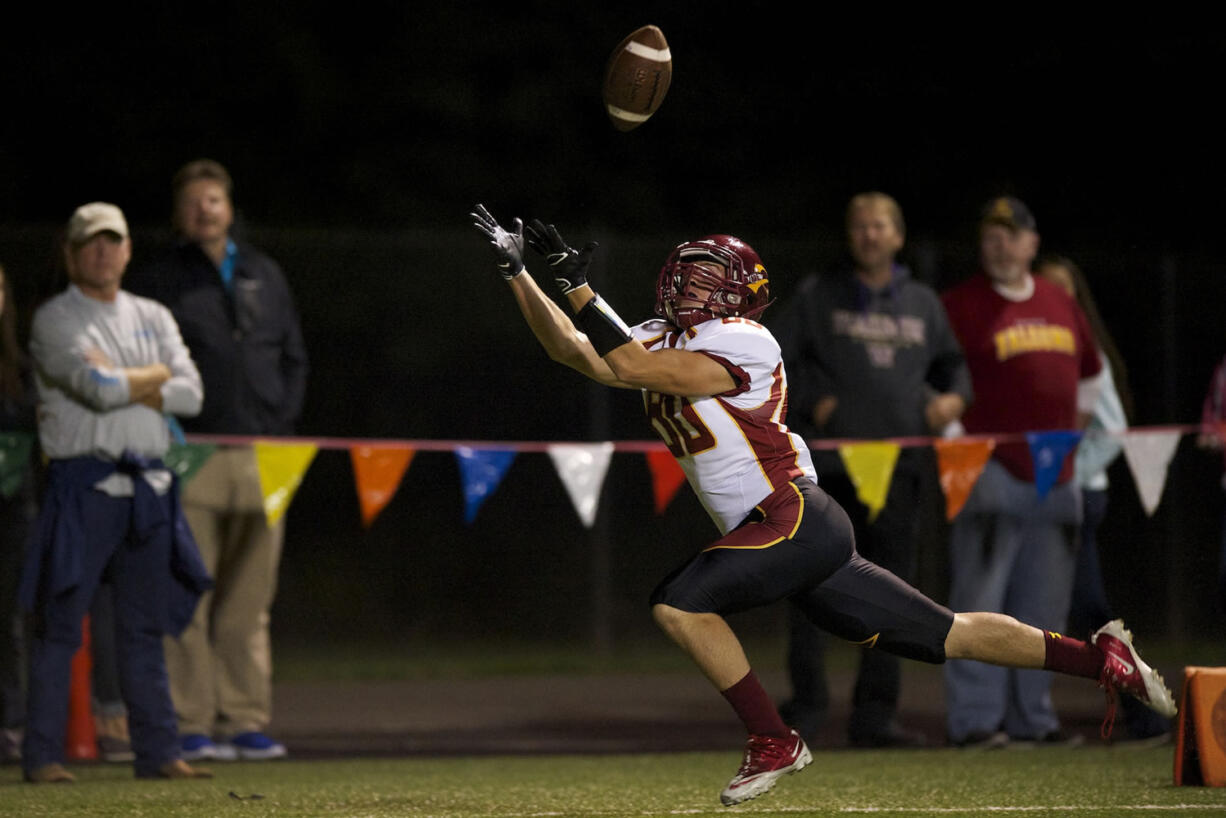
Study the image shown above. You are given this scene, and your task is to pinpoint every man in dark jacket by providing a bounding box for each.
[128,160,308,762]
[771,192,971,748]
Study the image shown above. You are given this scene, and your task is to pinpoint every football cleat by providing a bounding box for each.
[719,729,812,806]
[1091,619,1177,738]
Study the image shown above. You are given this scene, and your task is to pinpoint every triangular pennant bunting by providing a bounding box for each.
[1026,430,1083,500]
[254,441,318,526]
[164,442,217,485]
[933,438,995,520]
[548,443,615,528]
[1121,430,1181,516]
[838,442,900,522]
[455,447,516,524]
[645,449,687,515]
[0,431,35,499]
[350,445,415,528]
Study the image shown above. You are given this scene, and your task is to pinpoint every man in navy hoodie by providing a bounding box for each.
[772,192,971,748]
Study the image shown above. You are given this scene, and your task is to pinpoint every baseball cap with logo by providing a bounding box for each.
[67,202,129,245]
[980,196,1036,232]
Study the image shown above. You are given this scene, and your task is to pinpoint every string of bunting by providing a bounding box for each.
[0,424,1208,529]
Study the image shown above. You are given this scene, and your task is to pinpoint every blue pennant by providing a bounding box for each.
[455,447,517,524]
[1026,430,1083,500]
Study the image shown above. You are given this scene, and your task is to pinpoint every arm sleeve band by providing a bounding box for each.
[575,294,634,357]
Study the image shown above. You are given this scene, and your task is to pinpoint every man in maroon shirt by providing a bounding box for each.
[941,197,1102,747]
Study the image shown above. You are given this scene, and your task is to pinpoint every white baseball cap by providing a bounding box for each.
[67,202,129,245]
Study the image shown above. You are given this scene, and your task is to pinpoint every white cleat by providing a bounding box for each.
[1092,619,1177,719]
[720,729,812,806]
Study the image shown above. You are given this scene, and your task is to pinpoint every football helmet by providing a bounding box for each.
[654,235,771,329]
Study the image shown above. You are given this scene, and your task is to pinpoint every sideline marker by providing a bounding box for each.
[65,615,97,761]
[1175,666,1226,786]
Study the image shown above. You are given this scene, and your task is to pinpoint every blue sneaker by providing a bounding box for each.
[180,733,218,761]
[221,732,287,761]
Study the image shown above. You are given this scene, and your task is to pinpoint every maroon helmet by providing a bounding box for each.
[654,234,771,329]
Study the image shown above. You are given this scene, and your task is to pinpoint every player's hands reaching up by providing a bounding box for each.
[471,204,525,280]
[525,219,598,295]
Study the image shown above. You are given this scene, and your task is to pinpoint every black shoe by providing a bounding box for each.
[951,730,1009,749]
[849,721,928,748]
[1007,729,1085,749]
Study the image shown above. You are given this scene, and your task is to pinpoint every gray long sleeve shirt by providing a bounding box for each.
[30,285,202,491]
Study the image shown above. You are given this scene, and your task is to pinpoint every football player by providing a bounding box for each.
[471,204,1176,807]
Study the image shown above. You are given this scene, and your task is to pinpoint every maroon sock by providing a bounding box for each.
[1042,630,1105,680]
[720,670,790,738]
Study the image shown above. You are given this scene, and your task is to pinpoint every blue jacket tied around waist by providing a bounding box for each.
[17,451,214,636]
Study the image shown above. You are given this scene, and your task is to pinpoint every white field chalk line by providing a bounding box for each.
[429,805,1226,817]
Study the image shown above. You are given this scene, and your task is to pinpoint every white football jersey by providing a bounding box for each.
[632,317,817,534]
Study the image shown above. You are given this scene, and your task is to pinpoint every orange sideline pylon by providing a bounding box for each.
[1174,666,1226,786]
[64,615,97,761]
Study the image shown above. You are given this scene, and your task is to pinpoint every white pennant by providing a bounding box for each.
[1120,430,1181,516]
[547,443,615,528]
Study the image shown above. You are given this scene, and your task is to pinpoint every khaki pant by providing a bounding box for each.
[163,447,284,737]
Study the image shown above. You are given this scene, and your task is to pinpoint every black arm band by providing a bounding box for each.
[575,294,635,357]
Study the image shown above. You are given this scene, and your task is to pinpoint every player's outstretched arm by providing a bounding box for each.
[506,273,634,387]
[471,204,630,388]
[524,219,735,398]
[570,287,735,398]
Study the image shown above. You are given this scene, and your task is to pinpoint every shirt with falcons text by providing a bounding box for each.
[631,316,817,535]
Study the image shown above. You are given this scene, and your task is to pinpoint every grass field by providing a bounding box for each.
[3,744,1223,818]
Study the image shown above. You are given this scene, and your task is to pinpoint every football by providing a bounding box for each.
[602,25,672,132]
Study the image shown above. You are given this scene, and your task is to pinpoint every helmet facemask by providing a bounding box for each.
[655,237,771,330]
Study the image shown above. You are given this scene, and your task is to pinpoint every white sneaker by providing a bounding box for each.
[179,734,219,762]
[220,732,287,761]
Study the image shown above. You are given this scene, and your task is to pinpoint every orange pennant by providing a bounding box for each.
[350,445,415,528]
[933,438,995,520]
[645,449,687,515]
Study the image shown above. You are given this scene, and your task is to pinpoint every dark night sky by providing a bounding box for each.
[4,8,1225,441]
[4,9,1223,251]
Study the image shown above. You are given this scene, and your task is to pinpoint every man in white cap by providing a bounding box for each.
[17,202,213,782]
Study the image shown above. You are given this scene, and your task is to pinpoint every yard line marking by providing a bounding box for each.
[836,809,1226,815]
[446,807,1226,817]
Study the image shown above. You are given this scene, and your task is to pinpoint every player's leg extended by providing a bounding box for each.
[943,611,1177,726]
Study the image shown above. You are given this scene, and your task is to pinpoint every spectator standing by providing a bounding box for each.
[0,263,37,764]
[128,160,308,762]
[1197,352,1226,618]
[1036,255,1168,742]
[940,198,1103,748]
[772,192,972,747]
[18,203,212,782]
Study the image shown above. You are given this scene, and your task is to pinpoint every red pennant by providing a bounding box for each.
[645,450,687,515]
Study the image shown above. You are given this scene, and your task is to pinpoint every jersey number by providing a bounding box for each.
[645,392,716,458]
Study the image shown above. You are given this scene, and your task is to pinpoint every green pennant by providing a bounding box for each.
[164,443,217,484]
[0,431,35,498]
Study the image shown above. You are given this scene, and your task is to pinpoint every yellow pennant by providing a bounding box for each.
[837,442,900,523]
[254,441,319,526]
